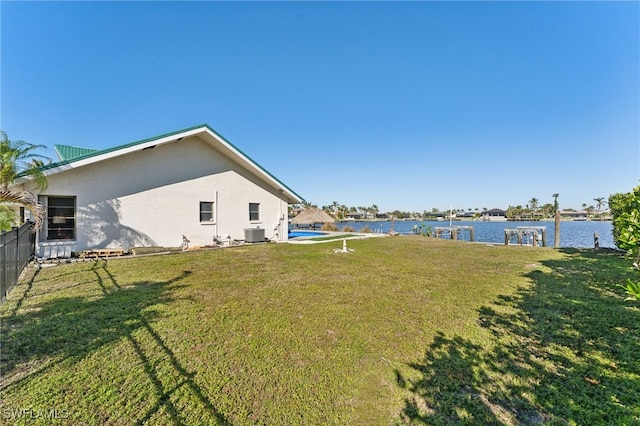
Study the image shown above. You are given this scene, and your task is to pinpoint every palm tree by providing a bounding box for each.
[594,197,606,214]
[552,193,559,213]
[528,197,539,219]
[328,201,341,218]
[338,204,348,220]
[0,131,50,228]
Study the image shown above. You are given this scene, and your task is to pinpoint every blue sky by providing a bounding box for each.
[1,1,638,212]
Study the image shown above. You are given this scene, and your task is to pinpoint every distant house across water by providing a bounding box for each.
[482,208,507,221]
[560,210,588,221]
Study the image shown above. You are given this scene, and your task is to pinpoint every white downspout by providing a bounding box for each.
[215,190,219,241]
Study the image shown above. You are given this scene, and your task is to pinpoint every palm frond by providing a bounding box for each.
[0,130,51,191]
[0,189,45,228]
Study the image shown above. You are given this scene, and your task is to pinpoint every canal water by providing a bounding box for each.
[334,220,615,248]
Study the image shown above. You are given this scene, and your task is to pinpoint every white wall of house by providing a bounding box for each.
[24,135,292,257]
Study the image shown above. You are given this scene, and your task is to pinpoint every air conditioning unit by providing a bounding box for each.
[244,227,265,243]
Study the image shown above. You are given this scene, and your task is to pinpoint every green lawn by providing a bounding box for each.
[1,237,638,425]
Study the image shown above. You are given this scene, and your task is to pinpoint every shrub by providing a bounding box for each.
[359,226,372,233]
[321,223,339,232]
[609,185,640,262]
[610,185,640,301]
[342,226,355,232]
[621,279,640,301]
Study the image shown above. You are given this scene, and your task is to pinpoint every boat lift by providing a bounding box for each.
[433,226,475,242]
[504,226,547,247]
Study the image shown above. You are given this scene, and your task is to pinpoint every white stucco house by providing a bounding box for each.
[481,208,508,222]
[17,124,303,258]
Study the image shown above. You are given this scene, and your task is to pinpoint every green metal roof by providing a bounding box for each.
[44,124,206,169]
[42,124,304,203]
[54,144,101,161]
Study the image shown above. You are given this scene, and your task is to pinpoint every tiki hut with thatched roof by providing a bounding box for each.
[291,207,335,229]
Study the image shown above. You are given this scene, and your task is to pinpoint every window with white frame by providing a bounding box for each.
[200,201,214,222]
[249,203,260,222]
[40,196,76,241]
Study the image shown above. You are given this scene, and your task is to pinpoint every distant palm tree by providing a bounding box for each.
[327,201,340,218]
[594,197,606,213]
[528,198,539,219]
[339,204,348,220]
[0,131,50,228]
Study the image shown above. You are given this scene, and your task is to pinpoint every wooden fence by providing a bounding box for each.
[0,222,36,304]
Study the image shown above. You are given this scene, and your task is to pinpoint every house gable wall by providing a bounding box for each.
[26,135,289,255]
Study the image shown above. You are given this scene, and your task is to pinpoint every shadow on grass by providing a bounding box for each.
[396,249,640,425]
[1,259,230,425]
[6,263,41,318]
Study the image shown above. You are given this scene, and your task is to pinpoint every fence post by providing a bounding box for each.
[13,227,19,286]
[30,221,36,260]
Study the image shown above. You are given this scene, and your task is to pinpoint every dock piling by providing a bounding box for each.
[554,210,560,247]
